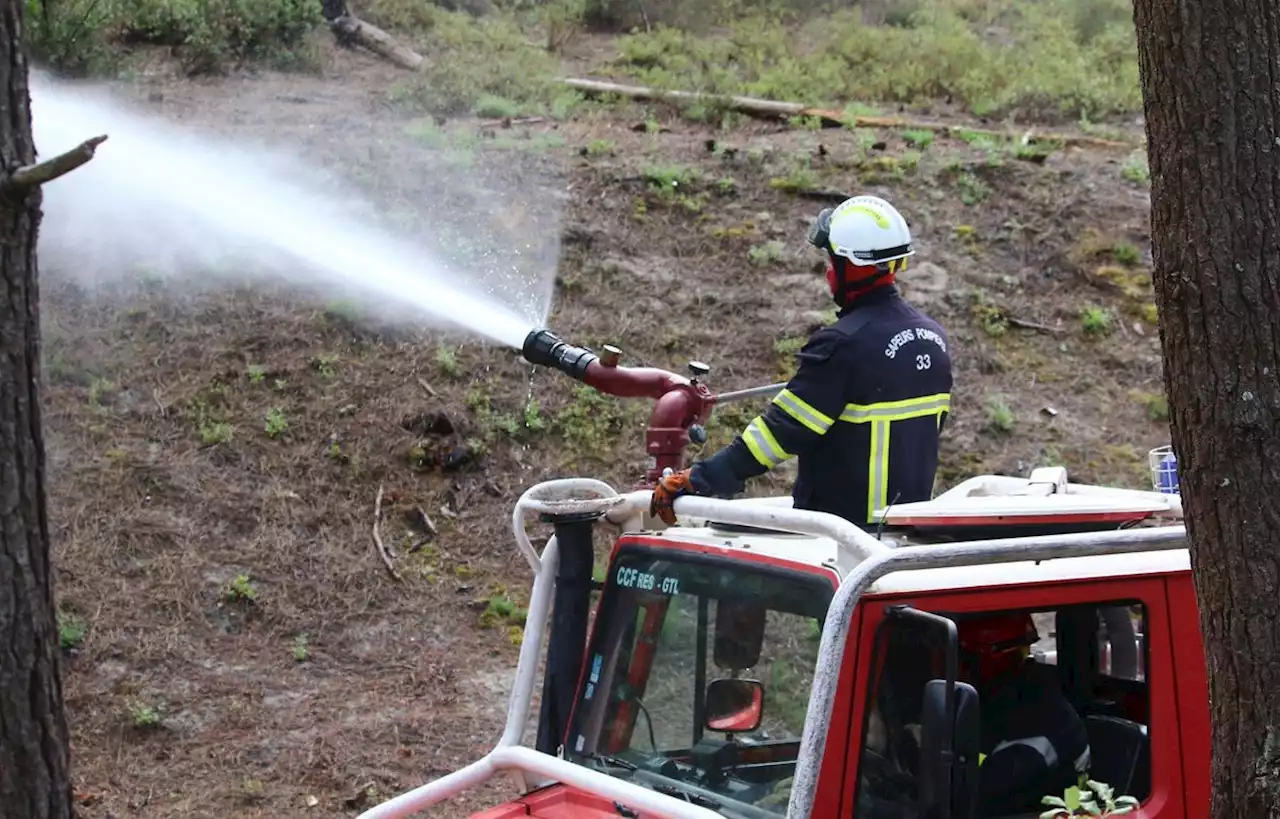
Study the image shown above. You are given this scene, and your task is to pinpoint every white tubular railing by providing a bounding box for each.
[784,523,1190,818]
[603,489,653,530]
[672,495,890,562]
[510,478,621,571]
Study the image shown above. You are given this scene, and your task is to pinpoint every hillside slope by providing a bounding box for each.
[41,26,1168,819]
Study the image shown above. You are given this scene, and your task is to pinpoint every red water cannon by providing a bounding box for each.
[523,329,781,488]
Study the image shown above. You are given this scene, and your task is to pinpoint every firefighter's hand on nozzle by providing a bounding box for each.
[651,468,695,525]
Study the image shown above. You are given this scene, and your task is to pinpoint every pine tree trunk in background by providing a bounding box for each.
[0,0,74,817]
[1132,1,1280,816]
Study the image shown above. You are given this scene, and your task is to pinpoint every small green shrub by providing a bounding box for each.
[27,0,322,74]
[370,5,560,114]
[610,0,1142,120]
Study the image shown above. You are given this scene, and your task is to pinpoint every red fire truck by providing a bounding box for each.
[357,331,1206,819]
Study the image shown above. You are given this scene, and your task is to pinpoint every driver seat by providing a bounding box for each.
[1083,714,1150,800]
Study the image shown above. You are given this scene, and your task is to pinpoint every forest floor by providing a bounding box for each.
[39,7,1169,817]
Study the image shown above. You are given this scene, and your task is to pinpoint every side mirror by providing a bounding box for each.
[918,679,981,819]
[714,601,767,670]
[704,678,765,734]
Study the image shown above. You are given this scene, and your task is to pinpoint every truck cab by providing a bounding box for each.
[360,471,1205,819]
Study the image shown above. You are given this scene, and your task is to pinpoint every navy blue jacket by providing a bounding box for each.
[695,286,953,525]
[978,661,1093,815]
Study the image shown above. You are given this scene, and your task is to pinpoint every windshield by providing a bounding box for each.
[565,546,834,816]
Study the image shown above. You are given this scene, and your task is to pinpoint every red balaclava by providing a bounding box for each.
[826,255,902,308]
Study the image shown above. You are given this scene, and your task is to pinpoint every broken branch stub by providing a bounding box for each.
[4,134,109,193]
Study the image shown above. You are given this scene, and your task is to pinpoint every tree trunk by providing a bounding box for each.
[0,0,74,817]
[1133,2,1280,817]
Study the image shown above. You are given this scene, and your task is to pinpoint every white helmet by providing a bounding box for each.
[807,195,915,267]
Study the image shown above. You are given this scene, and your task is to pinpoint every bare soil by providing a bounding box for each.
[46,32,1167,819]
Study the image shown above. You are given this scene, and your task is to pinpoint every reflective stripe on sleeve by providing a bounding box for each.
[990,735,1059,769]
[772,388,835,435]
[741,416,792,469]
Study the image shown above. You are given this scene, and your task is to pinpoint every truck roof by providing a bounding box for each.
[636,523,1191,595]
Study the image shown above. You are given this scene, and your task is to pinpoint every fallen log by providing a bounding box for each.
[329,13,425,70]
[322,1,424,71]
[561,77,1137,151]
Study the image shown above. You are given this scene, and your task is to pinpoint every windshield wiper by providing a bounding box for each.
[650,783,722,810]
[581,751,638,771]
[632,769,724,810]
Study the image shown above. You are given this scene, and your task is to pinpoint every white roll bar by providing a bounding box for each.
[362,479,1190,819]
[672,495,890,562]
[510,478,621,571]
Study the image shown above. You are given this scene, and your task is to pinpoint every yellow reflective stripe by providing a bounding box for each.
[742,416,792,468]
[867,419,891,521]
[979,753,987,766]
[834,204,890,229]
[772,389,834,435]
[840,393,951,424]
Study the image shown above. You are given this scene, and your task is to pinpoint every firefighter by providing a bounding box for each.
[958,614,1092,817]
[650,194,953,527]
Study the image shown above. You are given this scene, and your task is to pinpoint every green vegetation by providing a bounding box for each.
[264,407,290,438]
[1131,390,1169,422]
[1112,242,1141,266]
[59,611,88,649]
[556,384,643,457]
[1080,305,1115,336]
[606,0,1141,120]
[749,241,786,266]
[31,0,1143,123]
[28,0,322,75]
[1121,150,1150,184]
[224,573,258,602]
[370,3,566,114]
[128,699,163,728]
[984,394,1015,435]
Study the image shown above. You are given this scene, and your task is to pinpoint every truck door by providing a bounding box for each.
[843,575,1184,819]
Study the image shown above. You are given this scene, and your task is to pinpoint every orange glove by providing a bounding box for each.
[650,468,695,525]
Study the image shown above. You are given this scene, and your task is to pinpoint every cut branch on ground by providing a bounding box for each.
[372,484,402,581]
[1007,316,1062,335]
[562,78,1137,150]
[4,134,107,192]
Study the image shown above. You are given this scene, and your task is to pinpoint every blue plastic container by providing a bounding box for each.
[1150,448,1179,494]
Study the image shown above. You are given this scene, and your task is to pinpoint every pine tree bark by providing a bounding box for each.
[0,0,75,817]
[1133,1,1280,817]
